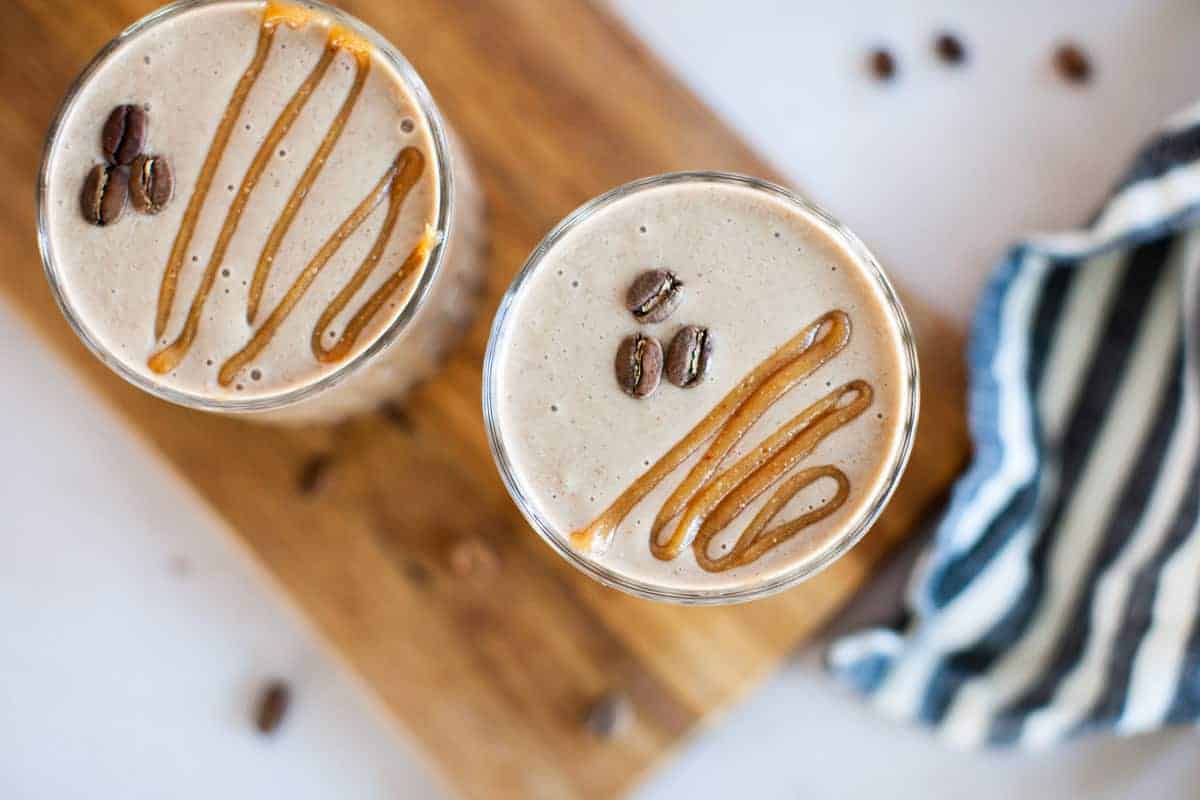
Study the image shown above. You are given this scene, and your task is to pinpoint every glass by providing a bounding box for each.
[483,172,919,604]
[37,0,485,423]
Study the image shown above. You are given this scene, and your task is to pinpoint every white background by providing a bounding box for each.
[5,1,1200,797]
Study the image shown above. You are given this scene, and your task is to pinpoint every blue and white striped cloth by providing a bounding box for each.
[829,102,1200,748]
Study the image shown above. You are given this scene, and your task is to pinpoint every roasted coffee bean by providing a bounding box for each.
[665,325,713,388]
[934,32,967,66]
[378,400,414,433]
[625,269,683,323]
[80,164,128,226]
[1054,43,1092,84]
[868,47,897,81]
[615,333,663,398]
[129,154,173,214]
[583,691,633,739]
[297,453,333,495]
[254,680,291,735]
[101,104,147,165]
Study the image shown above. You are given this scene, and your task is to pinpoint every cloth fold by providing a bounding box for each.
[828,101,1200,749]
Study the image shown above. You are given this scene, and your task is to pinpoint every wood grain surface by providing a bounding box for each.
[0,1,970,797]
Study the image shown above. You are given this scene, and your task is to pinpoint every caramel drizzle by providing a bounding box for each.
[570,310,874,572]
[247,27,372,324]
[218,147,426,386]
[148,6,393,377]
[696,465,849,572]
[153,17,276,341]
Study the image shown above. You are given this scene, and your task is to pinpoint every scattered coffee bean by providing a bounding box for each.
[378,400,414,433]
[297,453,332,495]
[934,32,966,66]
[625,269,683,324]
[254,680,291,735]
[583,691,633,739]
[665,325,713,388]
[129,154,173,214]
[1053,43,1092,84]
[101,104,147,165]
[80,164,128,226]
[868,47,897,81]
[403,559,432,587]
[615,333,663,398]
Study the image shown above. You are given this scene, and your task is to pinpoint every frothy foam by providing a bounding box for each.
[43,1,440,403]
[490,178,914,597]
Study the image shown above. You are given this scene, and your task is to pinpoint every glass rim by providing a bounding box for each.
[36,0,457,413]
[483,171,921,605]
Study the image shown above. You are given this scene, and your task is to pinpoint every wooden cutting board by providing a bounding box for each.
[0,1,970,797]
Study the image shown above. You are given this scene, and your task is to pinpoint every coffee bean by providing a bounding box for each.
[1053,43,1092,84]
[403,559,432,587]
[254,680,291,735]
[625,269,683,323]
[615,333,662,398]
[80,164,128,226]
[934,32,967,66]
[583,691,633,739]
[129,154,173,214]
[101,104,147,165]
[378,400,414,433]
[868,47,897,81]
[297,453,332,495]
[665,325,713,388]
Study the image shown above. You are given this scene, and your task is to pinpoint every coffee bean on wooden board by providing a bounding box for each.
[297,453,333,495]
[582,691,633,739]
[129,154,173,214]
[101,104,147,165]
[378,400,414,433]
[615,333,663,398]
[665,325,713,388]
[254,679,291,735]
[625,269,683,323]
[80,164,128,226]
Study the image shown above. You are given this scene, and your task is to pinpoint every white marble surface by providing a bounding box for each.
[0,303,447,799]
[636,652,1199,800]
[612,0,1200,328]
[5,1,1200,797]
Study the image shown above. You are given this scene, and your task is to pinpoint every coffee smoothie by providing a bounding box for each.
[485,173,917,602]
[39,0,484,422]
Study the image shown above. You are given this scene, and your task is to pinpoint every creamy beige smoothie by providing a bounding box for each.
[486,174,917,601]
[40,0,484,422]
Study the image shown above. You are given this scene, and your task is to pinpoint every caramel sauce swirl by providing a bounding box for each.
[689,383,870,572]
[152,18,276,342]
[218,147,425,386]
[311,216,438,365]
[147,4,434,387]
[246,26,372,324]
[263,1,314,29]
[570,310,875,573]
[696,465,849,572]
[149,34,340,375]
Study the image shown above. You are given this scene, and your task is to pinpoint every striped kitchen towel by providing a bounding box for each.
[828,102,1200,748]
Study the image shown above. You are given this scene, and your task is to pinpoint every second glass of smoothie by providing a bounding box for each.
[38,0,485,423]
[485,172,918,603]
